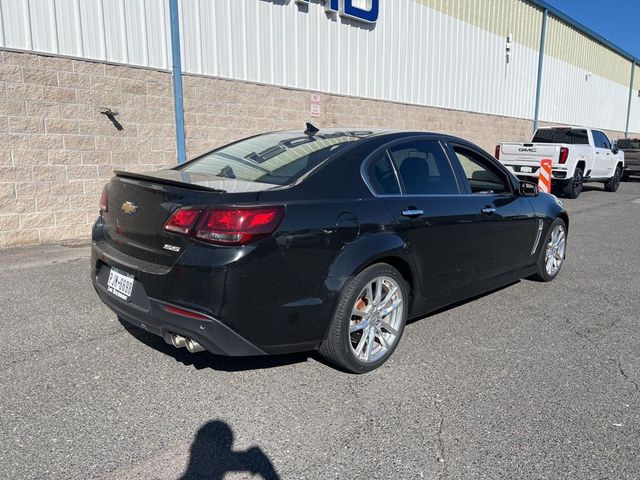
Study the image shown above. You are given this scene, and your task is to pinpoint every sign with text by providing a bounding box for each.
[310,94,321,118]
[295,0,379,24]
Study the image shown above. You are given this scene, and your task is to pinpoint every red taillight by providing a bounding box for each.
[163,206,284,246]
[100,187,108,213]
[559,147,569,164]
[164,208,203,234]
[494,145,500,160]
[195,206,285,245]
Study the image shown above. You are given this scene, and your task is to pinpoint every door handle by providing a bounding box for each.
[401,209,424,218]
[481,207,496,215]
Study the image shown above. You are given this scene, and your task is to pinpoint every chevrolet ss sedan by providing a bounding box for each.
[91,126,568,373]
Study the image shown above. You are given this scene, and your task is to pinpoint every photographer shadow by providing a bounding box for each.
[180,420,280,480]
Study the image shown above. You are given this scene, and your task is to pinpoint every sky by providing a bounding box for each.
[544,0,640,59]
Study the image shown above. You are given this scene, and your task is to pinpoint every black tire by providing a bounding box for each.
[562,167,583,199]
[531,218,567,282]
[621,172,630,182]
[318,263,409,373]
[604,165,622,192]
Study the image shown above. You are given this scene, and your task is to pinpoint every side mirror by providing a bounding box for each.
[612,146,620,154]
[519,181,539,197]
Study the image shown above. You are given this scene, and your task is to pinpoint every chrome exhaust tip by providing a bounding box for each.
[186,338,205,353]
[171,334,187,348]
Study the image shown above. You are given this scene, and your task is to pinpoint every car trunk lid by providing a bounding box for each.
[101,169,275,267]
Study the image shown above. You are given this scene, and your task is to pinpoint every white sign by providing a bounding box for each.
[310,94,321,118]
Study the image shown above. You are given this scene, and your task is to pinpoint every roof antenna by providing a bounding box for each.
[304,122,320,136]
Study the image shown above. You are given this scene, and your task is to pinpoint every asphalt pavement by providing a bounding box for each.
[1,181,639,480]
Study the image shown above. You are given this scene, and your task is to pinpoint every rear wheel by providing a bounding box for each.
[562,167,583,199]
[531,218,567,282]
[604,165,622,192]
[319,264,408,373]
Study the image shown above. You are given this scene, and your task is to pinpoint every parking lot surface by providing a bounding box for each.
[1,181,639,480]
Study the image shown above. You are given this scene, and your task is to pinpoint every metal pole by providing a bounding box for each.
[169,0,186,164]
[625,62,636,138]
[533,8,548,134]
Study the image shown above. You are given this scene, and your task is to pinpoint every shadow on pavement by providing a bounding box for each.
[118,319,313,372]
[409,281,519,325]
[179,420,280,480]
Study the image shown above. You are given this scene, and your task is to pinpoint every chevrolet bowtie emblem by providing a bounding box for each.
[121,201,139,215]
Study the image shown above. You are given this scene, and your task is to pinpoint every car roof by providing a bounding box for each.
[272,127,470,145]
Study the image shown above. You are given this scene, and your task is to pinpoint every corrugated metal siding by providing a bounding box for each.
[416,0,543,52]
[540,55,630,132]
[0,0,637,133]
[545,15,630,88]
[630,64,640,134]
[177,0,540,120]
[0,0,171,69]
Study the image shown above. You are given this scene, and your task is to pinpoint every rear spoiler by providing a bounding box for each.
[113,170,226,193]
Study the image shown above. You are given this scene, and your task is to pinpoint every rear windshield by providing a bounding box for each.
[179,131,371,186]
[617,139,640,149]
[532,129,589,145]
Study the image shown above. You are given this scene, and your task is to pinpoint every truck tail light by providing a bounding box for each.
[164,206,284,246]
[100,187,108,212]
[559,147,569,164]
[494,145,500,160]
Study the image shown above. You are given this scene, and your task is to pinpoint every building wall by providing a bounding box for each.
[0,49,632,248]
[0,0,637,134]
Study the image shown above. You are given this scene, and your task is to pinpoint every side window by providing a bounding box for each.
[592,131,604,148]
[595,131,611,150]
[365,152,401,195]
[452,147,510,194]
[387,141,459,195]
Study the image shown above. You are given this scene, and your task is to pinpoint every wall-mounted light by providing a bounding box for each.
[506,33,513,64]
[585,72,593,81]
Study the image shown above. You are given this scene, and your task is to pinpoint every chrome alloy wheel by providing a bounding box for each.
[349,276,403,364]
[545,224,566,277]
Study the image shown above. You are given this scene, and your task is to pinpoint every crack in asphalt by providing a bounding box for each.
[563,316,638,396]
[433,398,448,478]
[610,358,640,392]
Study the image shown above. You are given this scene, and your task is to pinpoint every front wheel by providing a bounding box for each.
[562,167,583,199]
[604,165,622,192]
[319,263,408,373]
[531,218,567,282]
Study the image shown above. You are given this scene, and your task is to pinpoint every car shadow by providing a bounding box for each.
[180,420,280,480]
[408,281,520,325]
[118,319,314,372]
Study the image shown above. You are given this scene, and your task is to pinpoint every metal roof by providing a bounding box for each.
[529,0,639,65]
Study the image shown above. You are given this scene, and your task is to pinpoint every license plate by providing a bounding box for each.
[521,166,533,173]
[107,267,135,301]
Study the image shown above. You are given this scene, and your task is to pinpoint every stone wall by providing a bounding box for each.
[0,49,632,248]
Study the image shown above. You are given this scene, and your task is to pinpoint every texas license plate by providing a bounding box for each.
[521,166,533,173]
[107,267,134,301]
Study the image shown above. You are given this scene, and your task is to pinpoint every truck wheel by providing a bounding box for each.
[604,166,622,192]
[531,218,567,282]
[319,263,408,373]
[562,167,583,199]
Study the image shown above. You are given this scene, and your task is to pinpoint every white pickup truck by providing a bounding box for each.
[495,127,625,198]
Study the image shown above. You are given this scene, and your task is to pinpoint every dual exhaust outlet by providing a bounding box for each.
[170,333,204,353]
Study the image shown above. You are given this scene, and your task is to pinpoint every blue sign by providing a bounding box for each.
[295,0,379,24]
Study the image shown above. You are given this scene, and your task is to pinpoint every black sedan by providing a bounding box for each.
[91,126,568,373]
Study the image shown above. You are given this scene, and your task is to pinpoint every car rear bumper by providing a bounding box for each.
[90,217,341,356]
[502,164,569,181]
[92,263,267,356]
